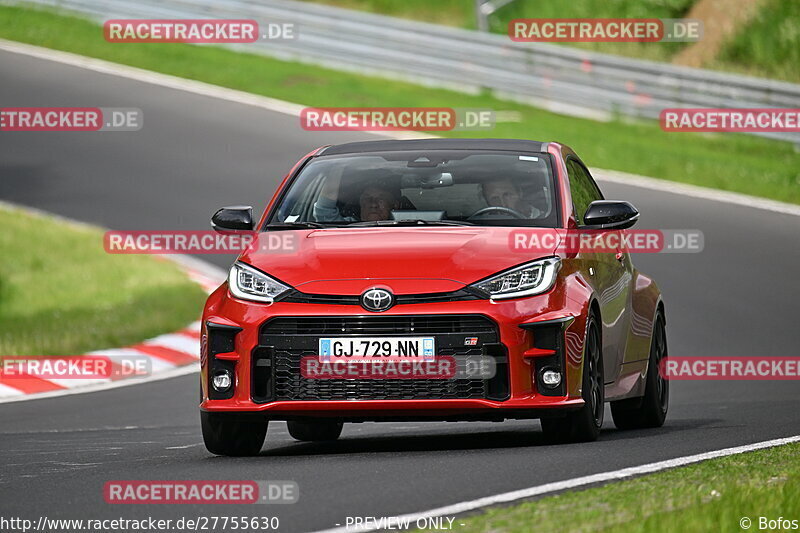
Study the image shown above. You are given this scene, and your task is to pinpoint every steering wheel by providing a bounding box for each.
[468,206,527,220]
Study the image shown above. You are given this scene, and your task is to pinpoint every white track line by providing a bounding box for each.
[593,169,800,217]
[0,364,199,405]
[0,39,307,117]
[311,434,800,533]
[0,38,797,217]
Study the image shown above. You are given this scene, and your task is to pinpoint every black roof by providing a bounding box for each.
[318,138,549,156]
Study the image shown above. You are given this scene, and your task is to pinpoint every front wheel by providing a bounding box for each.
[541,314,604,443]
[287,419,343,442]
[611,310,669,429]
[201,411,267,456]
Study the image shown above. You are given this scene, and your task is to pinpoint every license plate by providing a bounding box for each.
[318,337,435,361]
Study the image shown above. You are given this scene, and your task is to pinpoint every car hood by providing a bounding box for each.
[239,227,562,295]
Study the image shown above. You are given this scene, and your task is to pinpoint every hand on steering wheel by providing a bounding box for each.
[468,206,527,220]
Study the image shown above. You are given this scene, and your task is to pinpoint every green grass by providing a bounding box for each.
[0,205,207,355]
[714,0,800,83]
[302,0,695,62]
[300,0,478,28]
[435,441,800,533]
[305,0,800,83]
[0,5,798,204]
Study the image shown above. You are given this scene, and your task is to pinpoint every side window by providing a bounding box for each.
[566,159,602,225]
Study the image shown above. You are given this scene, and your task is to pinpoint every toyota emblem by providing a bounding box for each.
[360,288,394,312]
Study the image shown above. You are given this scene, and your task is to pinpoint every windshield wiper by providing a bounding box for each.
[346,219,474,227]
[264,221,328,230]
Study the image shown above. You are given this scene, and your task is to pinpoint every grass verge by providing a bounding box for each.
[435,441,800,533]
[0,204,207,355]
[301,0,800,83]
[715,0,800,83]
[301,0,694,62]
[0,5,798,204]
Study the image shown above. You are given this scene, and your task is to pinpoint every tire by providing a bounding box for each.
[201,411,267,456]
[287,419,344,442]
[541,314,604,443]
[611,310,669,429]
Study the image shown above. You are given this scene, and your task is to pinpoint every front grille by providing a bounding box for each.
[261,315,497,337]
[280,289,482,306]
[254,315,507,402]
[273,347,487,401]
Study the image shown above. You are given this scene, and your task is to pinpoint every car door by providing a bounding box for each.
[566,157,632,384]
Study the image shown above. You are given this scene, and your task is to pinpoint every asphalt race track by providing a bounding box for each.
[1,49,799,532]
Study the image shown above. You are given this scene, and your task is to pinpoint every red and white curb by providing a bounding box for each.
[0,263,225,404]
[186,268,224,294]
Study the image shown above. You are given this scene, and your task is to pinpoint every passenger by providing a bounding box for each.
[314,174,401,222]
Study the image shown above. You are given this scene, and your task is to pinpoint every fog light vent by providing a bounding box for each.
[542,369,562,387]
[212,370,232,392]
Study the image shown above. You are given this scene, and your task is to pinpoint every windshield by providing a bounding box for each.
[267,150,559,228]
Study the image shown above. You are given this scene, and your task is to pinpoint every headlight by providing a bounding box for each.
[228,262,291,303]
[471,257,561,300]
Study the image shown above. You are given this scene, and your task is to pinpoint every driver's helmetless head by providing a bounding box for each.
[359,185,400,221]
[482,179,525,212]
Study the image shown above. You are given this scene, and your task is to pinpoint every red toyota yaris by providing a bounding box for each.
[200,138,668,456]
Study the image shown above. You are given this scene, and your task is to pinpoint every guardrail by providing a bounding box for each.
[21,0,800,144]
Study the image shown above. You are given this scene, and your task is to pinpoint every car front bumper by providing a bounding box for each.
[200,283,589,420]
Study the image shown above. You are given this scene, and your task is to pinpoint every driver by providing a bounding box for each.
[480,178,543,218]
[314,173,401,222]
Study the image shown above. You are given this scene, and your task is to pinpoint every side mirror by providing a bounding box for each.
[582,200,639,230]
[211,206,254,232]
